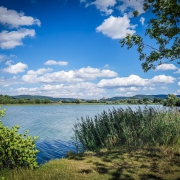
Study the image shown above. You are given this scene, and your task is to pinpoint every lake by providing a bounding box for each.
[1,104,163,164]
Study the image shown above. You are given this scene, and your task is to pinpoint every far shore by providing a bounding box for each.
[0,102,162,106]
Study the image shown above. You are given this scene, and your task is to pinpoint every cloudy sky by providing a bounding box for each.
[0,0,179,99]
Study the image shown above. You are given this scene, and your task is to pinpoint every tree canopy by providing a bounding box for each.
[120,0,180,72]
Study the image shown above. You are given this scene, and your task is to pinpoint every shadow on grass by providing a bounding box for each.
[67,147,180,180]
[93,162,109,174]
[66,151,85,160]
[139,174,164,180]
[78,169,92,174]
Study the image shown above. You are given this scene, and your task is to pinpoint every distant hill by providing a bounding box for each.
[106,94,180,101]
[134,94,168,100]
[12,95,76,102]
[11,94,180,102]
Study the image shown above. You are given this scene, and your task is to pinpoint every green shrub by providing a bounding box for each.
[0,107,39,170]
[73,106,180,152]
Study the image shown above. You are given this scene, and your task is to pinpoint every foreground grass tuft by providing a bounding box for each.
[1,146,180,180]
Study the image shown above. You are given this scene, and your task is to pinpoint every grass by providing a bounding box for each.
[1,146,180,180]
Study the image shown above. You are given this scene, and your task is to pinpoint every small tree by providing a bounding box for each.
[42,99,51,104]
[138,99,143,104]
[18,98,25,104]
[164,94,178,106]
[153,97,163,104]
[0,107,39,170]
[143,97,149,103]
[34,98,41,104]
[75,99,82,104]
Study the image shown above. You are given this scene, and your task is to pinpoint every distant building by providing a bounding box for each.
[102,97,108,100]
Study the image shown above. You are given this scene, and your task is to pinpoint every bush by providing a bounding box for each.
[73,106,180,152]
[0,107,39,170]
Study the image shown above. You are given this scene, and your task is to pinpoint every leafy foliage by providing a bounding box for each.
[163,94,180,106]
[120,0,180,72]
[73,106,180,152]
[0,107,39,170]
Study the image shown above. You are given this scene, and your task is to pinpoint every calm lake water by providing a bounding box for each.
[1,104,163,164]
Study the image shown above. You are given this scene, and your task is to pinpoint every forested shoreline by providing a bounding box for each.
[1,94,180,106]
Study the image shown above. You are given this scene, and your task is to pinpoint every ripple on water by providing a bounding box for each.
[36,140,76,164]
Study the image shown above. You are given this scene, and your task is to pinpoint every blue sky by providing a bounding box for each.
[0,0,179,99]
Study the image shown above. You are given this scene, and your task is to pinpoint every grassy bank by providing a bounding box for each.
[1,146,180,180]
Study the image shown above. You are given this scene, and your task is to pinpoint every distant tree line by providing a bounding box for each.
[107,95,180,107]
[107,97,164,105]
[0,95,104,104]
[1,94,180,106]
[0,95,52,104]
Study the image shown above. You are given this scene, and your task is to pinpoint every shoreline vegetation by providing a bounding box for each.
[1,96,180,179]
[72,107,180,152]
[1,94,180,106]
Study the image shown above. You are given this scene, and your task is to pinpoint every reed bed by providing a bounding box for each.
[73,106,180,152]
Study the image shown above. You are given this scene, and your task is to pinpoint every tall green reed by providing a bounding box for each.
[72,106,180,152]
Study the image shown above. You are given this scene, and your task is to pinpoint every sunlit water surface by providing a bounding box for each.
[2,104,163,164]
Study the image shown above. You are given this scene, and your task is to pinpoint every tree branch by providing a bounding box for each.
[143,43,160,52]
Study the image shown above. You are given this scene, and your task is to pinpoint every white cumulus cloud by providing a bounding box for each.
[98,75,149,88]
[117,86,140,92]
[90,0,116,15]
[118,0,144,16]
[0,76,23,87]
[0,6,41,28]
[174,69,180,74]
[156,64,177,71]
[74,66,118,79]
[22,66,118,83]
[96,15,137,39]
[150,75,175,84]
[27,68,53,75]
[98,74,175,89]
[13,82,105,99]
[14,87,42,95]
[140,17,145,25]
[22,70,79,83]
[0,28,35,49]
[2,61,28,74]
[44,60,68,66]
